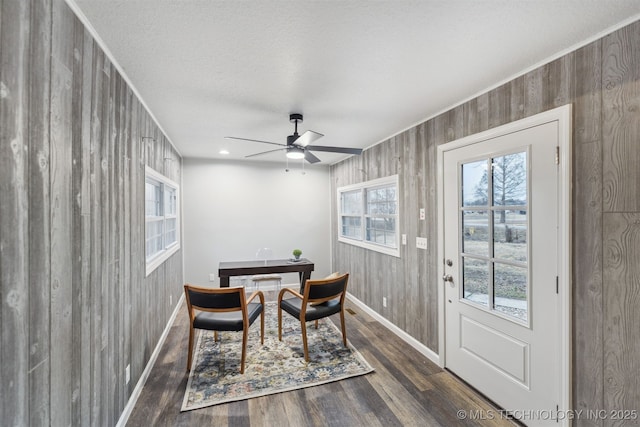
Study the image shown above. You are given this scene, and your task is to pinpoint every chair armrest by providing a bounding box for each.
[278,287,303,303]
[247,290,265,306]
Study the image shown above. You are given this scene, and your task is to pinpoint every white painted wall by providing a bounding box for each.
[183,158,332,287]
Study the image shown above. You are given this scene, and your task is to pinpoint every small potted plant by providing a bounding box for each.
[292,249,302,260]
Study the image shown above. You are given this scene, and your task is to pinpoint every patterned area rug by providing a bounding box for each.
[181,301,374,411]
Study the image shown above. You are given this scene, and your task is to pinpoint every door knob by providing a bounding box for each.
[442,274,454,283]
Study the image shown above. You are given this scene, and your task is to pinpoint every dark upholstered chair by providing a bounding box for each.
[277,273,349,362]
[183,284,265,374]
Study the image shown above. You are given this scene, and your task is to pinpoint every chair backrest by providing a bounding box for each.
[304,273,349,304]
[184,284,245,313]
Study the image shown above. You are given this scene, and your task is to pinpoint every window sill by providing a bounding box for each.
[338,236,400,258]
[146,243,180,277]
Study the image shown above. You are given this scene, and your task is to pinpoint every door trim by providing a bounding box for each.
[436,104,572,419]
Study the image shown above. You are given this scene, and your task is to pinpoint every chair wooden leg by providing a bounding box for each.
[260,309,265,345]
[278,307,283,341]
[240,328,248,374]
[340,309,347,347]
[301,320,310,362]
[214,330,218,342]
[187,326,195,372]
[314,319,319,329]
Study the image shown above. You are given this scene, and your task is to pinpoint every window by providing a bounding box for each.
[145,166,180,276]
[337,175,399,257]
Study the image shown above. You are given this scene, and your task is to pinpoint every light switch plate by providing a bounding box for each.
[416,237,427,250]
[209,273,216,282]
[402,234,407,245]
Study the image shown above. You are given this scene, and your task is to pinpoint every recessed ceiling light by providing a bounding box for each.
[219,149,229,155]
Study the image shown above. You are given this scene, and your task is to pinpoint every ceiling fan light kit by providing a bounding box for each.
[226,113,363,164]
[286,146,305,159]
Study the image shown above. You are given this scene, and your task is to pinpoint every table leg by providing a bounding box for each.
[299,270,312,294]
[220,276,230,287]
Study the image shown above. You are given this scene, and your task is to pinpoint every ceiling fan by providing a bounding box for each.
[224,113,363,164]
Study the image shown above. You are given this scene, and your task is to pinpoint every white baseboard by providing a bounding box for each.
[346,292,441,366]
[116,293,185,427]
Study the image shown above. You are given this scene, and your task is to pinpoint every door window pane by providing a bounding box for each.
[492,152,527,206]
[462,160,488,207]
[494,263,528,321]
[463,257,489,307]
[463,210,489,257]
[493,210,527,262]
[458,150,529,323]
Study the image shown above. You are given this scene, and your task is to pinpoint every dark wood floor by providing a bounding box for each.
[126,289,515,426]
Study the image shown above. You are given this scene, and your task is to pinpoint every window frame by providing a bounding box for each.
[145,166,181,276]
[337,175,400,257]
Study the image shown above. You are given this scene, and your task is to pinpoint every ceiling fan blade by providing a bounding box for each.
[306,145,363,155]
[294,130,324,147]
[245,148,286,158]
[225,136,286,147]
[304,150,321,164]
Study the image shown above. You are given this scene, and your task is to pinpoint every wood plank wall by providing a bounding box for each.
[331,20,640,424]
[0,0,183,425]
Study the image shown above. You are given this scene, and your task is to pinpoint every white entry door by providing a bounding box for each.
[438,107,571,426]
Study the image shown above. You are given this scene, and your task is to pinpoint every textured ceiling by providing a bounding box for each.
[71,0,640,165]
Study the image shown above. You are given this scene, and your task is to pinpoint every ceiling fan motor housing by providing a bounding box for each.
[287,113,303,145]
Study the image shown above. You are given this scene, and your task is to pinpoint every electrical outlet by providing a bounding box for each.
[383,297,387,308]
[402,234,407,245]
[209,273,216,282]
[419,208,425,220]
[125,364,130,384]
[416,237,427,250]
